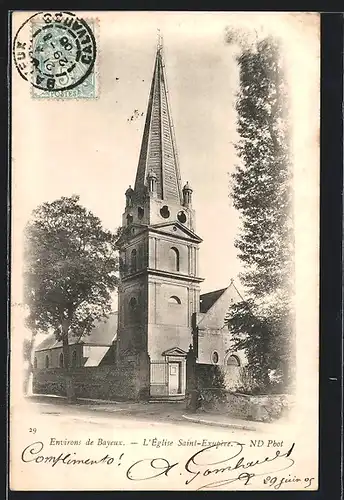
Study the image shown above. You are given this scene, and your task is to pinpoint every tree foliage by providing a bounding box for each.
[24,195,120,399]
[227,34,294,393]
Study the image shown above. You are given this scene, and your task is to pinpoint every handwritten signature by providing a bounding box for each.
[21,440,314,490]
[126,441,296,489]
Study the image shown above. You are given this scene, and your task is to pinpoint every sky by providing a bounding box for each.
[12,11,247,302]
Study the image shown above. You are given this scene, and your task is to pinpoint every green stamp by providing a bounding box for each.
[13,12,97,99]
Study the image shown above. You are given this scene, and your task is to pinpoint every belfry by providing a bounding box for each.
[116,40,204,398]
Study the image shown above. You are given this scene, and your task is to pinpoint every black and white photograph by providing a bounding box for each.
[10,11,319,491]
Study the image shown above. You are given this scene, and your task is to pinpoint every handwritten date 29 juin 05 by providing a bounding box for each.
[21,440,314,490]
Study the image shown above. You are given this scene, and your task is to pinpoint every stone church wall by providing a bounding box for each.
[35,345,84,370]
[155,238,189,274]
[117,277,148,354]
[148,324,191,360]
[33,353,150,401]
[197,328,227,365]
[147,279,196,360]
[197,329,244,363]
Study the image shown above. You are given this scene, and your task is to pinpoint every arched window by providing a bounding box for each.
[129,296,138,311]
[129,296,139,323]
[45,355,49,369]
[226,355,240,367]
[59,352,64,368]
[138,245,144,269]
[170,247,180,271]
[223,354,241,389]
[34,357,37,369]
[131,249,137,273]
[72,350,77,368]
[168,295,181,304]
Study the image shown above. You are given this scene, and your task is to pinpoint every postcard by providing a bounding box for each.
[10,11,319,491]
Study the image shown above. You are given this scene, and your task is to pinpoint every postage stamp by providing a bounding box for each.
[13,11,97,99]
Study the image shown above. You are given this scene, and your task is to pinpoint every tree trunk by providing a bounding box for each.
[62,322,76,403]
[281,359,293,394]
[263,370,271,392]
[23,362,33,395]
[23,332,37,396]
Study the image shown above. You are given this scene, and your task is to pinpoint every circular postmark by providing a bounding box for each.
[13,11,96,92]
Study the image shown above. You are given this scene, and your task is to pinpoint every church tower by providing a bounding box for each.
[116,40,203,399]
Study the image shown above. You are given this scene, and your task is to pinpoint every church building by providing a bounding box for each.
[33,40,246,402]
[115,40,245,399]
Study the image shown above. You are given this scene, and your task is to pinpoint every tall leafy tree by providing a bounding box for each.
[226,33,294,392]
[24,195,119,401]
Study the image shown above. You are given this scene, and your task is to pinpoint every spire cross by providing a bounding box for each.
[157,29,163,52]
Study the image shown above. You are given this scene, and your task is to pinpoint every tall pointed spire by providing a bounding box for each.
[134,38,183,204]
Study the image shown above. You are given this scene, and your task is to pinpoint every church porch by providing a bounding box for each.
[149,347,187,400]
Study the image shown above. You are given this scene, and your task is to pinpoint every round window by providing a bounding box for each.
[177,211,187,223]
[211,351,219,364]
[160,205,170,219]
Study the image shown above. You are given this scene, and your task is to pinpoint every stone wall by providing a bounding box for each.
[147,278,198,360]
[35,344,84,370]
[33,353,150,401]
[199,389,295,422]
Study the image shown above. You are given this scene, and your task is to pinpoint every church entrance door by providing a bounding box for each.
[168,362,181,395]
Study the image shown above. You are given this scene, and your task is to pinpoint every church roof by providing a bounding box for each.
[35,312,118,352]
[134,41,182,204]
[198,282,244,329]
[200,288,227,313]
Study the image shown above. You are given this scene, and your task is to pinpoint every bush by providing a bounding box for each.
[235,366,286,395]
[196,364,226,390]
